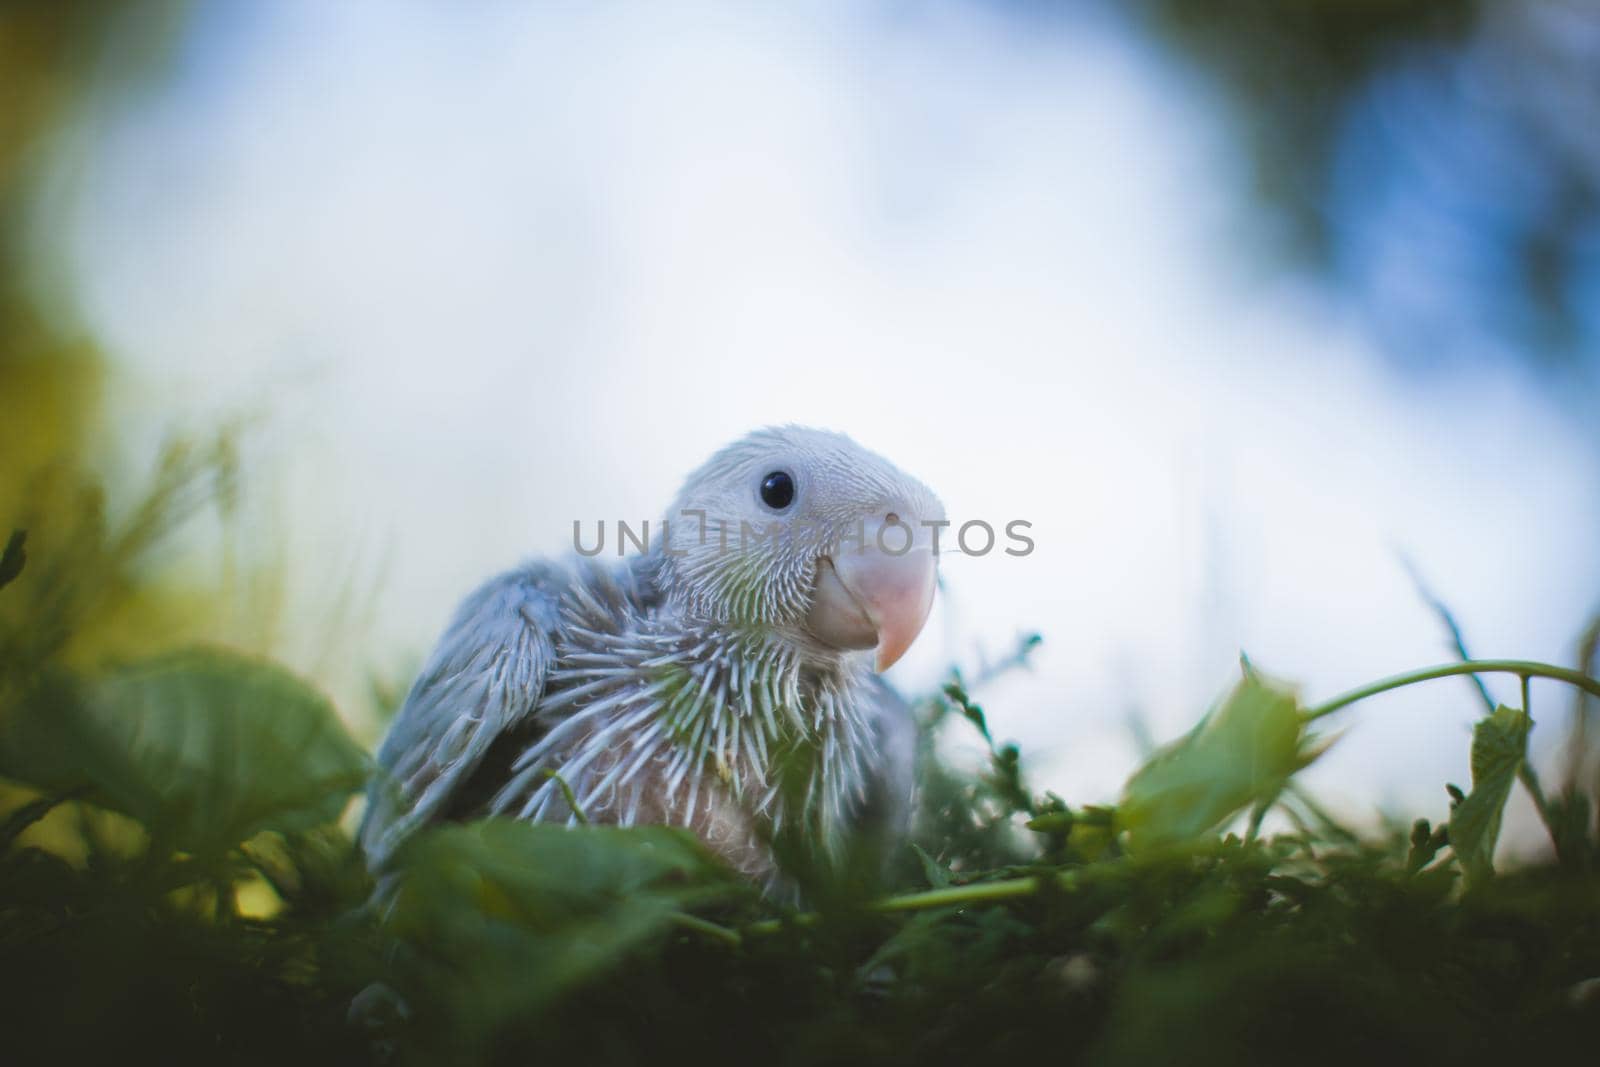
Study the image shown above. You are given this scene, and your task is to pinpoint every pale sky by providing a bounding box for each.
[48,0,1600,843]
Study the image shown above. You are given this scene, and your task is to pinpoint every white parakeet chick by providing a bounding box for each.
[360,426,944,885]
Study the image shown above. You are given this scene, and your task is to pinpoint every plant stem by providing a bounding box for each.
[740,873,1075,938]
[872,874,1053,913]
[1515,675,1560,842]
[1305,660,1600,722]
[540,770,588,825]
[671,911,743,947]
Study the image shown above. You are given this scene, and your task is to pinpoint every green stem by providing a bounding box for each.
[742,913,816,938]
[872,875,1052,913]
[1516,675,1558,840]
[670,912,742,947]
[741,873,1074,938]
[1306,660,1600,722]
[540,770,589,825]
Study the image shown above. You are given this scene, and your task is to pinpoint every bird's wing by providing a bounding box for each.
[854,676,919,848]
[359,563,568,867]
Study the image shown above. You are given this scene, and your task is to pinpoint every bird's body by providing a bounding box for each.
[361,427,942,885]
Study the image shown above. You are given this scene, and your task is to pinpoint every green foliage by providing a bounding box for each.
[1449,704,1531,885]
[3,634,1599,1063]
[0,647,368,857]
[907,665,1042,878]
[1119,669,1325,849]
[3,469,1600,1063]
[380,821,748,1057]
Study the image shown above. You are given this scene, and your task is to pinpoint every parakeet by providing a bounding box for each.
[359,426,944,886]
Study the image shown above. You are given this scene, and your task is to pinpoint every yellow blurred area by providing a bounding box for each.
[0,328,100,500]
[1,4,115,535]
[233,872,285,919]
[0,774,288,919]
[166,872,284,921]
[0,3,250,668]
[0,6,95,193]
[0,3,265,881]
[0,780,148,868]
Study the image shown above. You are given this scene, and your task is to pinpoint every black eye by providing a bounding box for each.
[759,470,795,510]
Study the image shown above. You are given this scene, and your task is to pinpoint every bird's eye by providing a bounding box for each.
[759,470,795,510]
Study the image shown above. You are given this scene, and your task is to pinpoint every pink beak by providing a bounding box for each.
[805,519,938,671]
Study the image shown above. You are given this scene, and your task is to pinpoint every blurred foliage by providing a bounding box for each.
[4,470,1600,1064]
[1,3,116,523]
[1122,0,1600,371]
[1130,0,1479,254]
[380,820,748,1062]
[0,647,368,857]
[7,300,1589,1067]
[0,1,228,673]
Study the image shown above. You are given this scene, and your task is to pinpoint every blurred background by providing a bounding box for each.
[6,0,1598,846]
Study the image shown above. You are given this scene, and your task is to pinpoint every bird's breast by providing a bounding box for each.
[487,621,879,879]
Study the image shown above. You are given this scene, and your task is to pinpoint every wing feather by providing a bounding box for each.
[359,562,566,867]
[854,676,918,847]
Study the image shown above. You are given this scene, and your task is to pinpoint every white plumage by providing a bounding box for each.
[361,426,944,884]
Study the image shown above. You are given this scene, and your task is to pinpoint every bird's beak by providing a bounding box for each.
[806,518,938,671]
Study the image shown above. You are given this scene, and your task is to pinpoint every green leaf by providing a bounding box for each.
[0,647,368,855]
[988,742,1033,815]
[944,682,993,747]
[1118,671,1322,849]
[385,820,744,1046]
[910,842,953,888]
[1025,811,1074,834]
[1405,817,1449,874]
[0,529,24,590]
[1448,704,1530,885]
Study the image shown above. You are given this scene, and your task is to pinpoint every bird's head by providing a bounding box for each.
[660,426,945,671]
